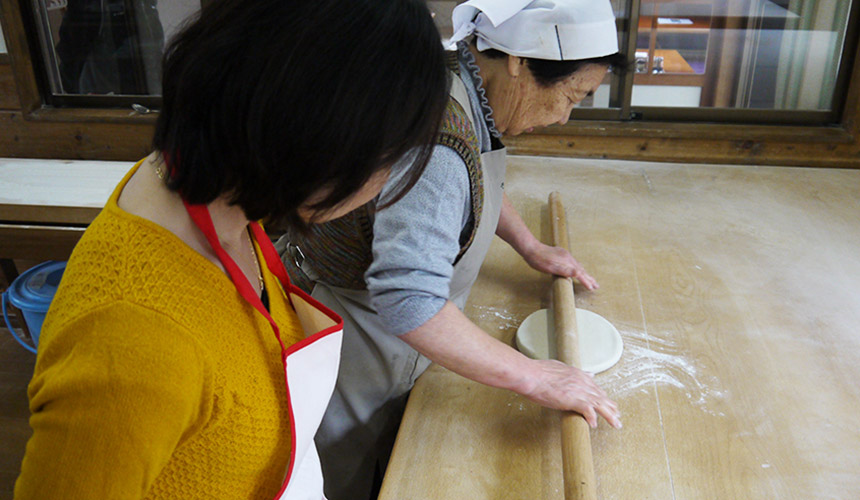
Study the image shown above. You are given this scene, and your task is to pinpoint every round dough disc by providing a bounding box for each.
[515,308,623,374]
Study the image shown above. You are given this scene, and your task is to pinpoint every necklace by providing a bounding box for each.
[247,227,265,294]
[156,159,263,293]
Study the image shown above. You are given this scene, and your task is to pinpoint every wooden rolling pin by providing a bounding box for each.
[549,192,597,500]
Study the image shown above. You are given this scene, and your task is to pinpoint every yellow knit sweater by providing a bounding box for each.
[15,163,306,499]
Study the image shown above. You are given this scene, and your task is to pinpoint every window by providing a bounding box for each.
[431,0,858,125]
[23,0,860,123]
[28,0,199,106]
[3,0,859,167]
[621,0,854,123]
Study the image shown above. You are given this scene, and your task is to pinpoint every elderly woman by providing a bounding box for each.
[279,1,625,498]
[14,0,447,498]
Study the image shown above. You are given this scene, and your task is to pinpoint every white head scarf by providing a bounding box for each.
[448,0,618,61]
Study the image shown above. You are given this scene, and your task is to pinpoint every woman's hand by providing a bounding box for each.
[495,193,598,290]
[519,358,620,429]
[400,302,621,430]
[521,241,599,290]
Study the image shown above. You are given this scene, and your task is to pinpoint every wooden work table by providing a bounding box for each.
[378,156,860,499]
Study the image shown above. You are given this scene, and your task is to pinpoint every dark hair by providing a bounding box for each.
[482,47,628,87]
[153,0,448,230]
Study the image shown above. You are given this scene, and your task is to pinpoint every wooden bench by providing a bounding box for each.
[0,158,131,283]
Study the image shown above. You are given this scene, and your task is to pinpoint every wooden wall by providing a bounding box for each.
[1,0,859,168]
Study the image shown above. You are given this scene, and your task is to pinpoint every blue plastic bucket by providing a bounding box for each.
[2,261,66,354]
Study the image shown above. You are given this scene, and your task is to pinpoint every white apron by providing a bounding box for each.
[274,289,343,500]
[304,74,507,500]
[184,203,343,500]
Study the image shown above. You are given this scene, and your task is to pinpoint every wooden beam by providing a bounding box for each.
[505,131,860,168]
[0,224,85,262]
[0,204,99,225]
[0,110,154,160]
[0,63,21,109]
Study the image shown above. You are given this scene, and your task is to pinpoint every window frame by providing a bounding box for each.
[2,0,859,168]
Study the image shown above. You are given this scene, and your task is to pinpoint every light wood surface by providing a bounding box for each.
[0,159,129,212]
[0,159,130,275]
[378,155,860,499]
[549,192,597,500]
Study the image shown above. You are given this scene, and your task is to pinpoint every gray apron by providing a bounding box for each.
[312,76,507,500]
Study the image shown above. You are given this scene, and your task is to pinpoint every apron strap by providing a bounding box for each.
[250,222,292,287]
[183,201,288,354]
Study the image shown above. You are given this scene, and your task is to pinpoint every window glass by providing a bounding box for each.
[633,0,853,111]
[1,21,7,53]
[579,0,626,109]
[23,0,856,119]
[31,0,199,96]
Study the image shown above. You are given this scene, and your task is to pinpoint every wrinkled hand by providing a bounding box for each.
[522,359,621,429]
[522,242,599,290]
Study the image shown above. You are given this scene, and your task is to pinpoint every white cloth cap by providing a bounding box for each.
[448,0,618,61]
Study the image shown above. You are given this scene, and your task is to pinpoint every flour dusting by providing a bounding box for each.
[469,304,726,415]
[469,305,522,333]
[598,328,726,416]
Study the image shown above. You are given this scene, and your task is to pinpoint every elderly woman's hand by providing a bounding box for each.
[400,301,621,430]
[521,358,621,429]
[522,241,599,291]
[496,194,599,290]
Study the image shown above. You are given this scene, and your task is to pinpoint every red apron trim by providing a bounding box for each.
[183,201,343,498]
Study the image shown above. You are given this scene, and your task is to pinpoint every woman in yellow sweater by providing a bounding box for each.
[14,0,448,498]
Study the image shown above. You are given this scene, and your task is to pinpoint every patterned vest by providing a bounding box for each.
[284,53,485,292]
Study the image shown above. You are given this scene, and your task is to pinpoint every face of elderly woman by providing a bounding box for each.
[494,62,608,136]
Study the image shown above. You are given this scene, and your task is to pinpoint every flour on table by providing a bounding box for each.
[600,328,727,416]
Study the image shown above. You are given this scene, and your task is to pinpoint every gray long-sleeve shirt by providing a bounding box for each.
[366,46,501,336]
